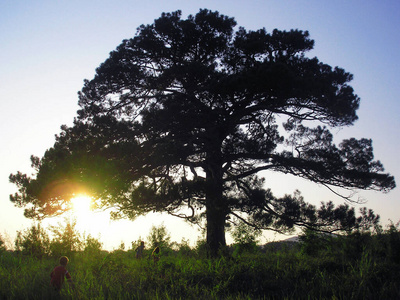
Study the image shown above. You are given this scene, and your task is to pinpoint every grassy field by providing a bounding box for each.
[1,231,400,300]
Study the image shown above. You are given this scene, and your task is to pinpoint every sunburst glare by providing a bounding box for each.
[69,195,110,233]
[71,195,93,216]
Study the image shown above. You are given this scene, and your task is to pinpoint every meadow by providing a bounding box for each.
[1,224,400,299]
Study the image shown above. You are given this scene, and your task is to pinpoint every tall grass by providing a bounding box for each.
[1,233,400,299]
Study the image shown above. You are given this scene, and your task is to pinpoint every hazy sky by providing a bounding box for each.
[1,0,399,250]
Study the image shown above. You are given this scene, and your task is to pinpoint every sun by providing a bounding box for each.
[71,195,93,217]
[68,195,111,235]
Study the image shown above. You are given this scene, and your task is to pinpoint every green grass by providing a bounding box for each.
[1,236,400,299]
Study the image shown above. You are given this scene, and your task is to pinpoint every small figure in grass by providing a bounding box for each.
[50,256,73,291]
[135,241,145,259]
[152,246,161,264]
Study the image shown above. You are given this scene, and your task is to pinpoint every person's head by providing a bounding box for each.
[59,256,69,266]
[140,241,144,246]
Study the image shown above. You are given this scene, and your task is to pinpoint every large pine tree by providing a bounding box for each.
[10,9,395,256]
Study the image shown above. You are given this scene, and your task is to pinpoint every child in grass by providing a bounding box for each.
[50,256,73,291]
[152,246,160,264]
[135,241,145,259]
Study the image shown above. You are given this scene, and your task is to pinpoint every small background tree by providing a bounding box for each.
[174,237,192,257]
[230,220,262,255]
[49,218,83,256]
[83,234,103,256]
[0,234,6,253]
[146,223,172,251]
[15,223,50,258]
[385,221,400,264]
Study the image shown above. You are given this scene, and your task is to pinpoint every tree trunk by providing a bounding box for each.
[206,196,227,257]
[205,144,227,257]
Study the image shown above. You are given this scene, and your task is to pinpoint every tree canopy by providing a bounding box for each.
[10,9,395,256]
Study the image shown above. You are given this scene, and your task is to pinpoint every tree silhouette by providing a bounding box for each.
[14,223,50,258]
[146,223,172,250]
[49,218,83,256]
[10,9,395,256]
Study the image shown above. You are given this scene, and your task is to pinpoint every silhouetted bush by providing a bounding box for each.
[14,223,50,259]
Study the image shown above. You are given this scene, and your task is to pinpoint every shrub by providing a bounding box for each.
[175,238,192,257]
[0,234,6,252]
[84,234,103,256]
[230,220,262,256]
[14,223,50,258]
[146,223,171,249]
[49,218,83,256]
[385,220,400,263]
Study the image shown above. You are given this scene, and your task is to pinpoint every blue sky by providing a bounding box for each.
[1,0,399,250]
